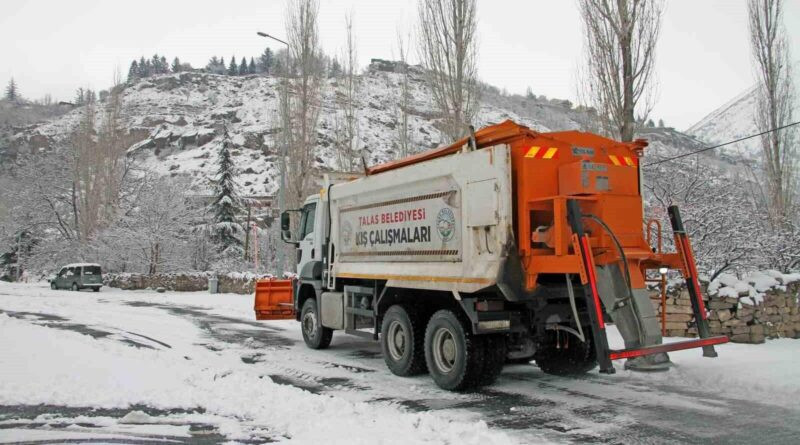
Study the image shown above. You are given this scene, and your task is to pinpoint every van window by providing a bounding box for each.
[300,203,316,239]
[59,268,67,277]
[66,267,76,277]
[83,266,101,275]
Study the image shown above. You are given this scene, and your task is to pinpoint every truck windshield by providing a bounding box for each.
[83,266,101,275]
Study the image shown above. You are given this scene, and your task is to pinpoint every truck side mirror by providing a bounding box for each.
[280,210,300,245]
[281,211,291,231]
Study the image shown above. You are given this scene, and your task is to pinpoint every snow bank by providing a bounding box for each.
[708,270,800,305]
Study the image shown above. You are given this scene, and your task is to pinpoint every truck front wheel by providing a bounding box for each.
[381,305,427,376]
[424,309,486,391]
[301,298,333,349]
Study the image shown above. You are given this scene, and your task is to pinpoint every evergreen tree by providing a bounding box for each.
[160,55,168,73]
[239,56,248,75]
[258,47,274,74]
[128,60,139,82]
[74,87,85,105]
[151,54,162,74]
[228,56,238,76]
[172,57,181,73]
[4,78,18,101]
[210,128,242,251]
[248,57,257,74]
[139,56,148,77]
[658,118,665,128]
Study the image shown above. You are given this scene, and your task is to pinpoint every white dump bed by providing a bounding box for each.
[328,144,513,293]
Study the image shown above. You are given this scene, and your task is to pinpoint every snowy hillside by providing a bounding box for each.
[8,62,593,197]
[687,67,800,158]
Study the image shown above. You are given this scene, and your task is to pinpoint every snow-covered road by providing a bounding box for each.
[1,282,798,444]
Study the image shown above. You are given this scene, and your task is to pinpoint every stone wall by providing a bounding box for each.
[650,271,800,344]
[104,272,272,295]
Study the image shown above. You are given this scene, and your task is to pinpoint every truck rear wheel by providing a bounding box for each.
[381,305,426,376]
[301,298,333,350]
[534,329,596,376]
[424,309,486,391]
[476,334,506,386]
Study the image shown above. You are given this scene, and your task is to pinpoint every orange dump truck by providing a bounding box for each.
[255,120,728,390]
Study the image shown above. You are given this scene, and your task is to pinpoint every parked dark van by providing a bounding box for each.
[51,263,103,292]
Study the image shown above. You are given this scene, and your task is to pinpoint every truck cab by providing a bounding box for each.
[280,194,327,323]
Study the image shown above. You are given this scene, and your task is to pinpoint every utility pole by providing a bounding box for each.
[257,31,290,277]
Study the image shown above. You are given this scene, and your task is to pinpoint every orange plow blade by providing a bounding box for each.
[254,278,295,320]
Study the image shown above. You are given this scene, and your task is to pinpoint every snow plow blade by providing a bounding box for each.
[608,336,729,361]
[254,279,295,320]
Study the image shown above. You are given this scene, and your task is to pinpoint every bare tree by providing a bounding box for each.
[417,0,479,141]
[283,0,324,208]
[748,0,797,222]
[577,0,663,142]
[333,11,361,172]
[68,79,136,243]
[93,176,200,274]
[394,28,414,158]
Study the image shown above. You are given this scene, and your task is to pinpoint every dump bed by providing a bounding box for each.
[328,142,513,294]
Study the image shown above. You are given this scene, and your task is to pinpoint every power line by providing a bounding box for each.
[642,120,800,168]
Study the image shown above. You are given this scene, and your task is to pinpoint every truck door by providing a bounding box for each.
[296,201,318,275]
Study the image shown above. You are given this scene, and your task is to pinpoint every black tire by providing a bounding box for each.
[71,283,79,292]
[381,305,427,376]
[476,334,507,386]
[300,298,332,350]
[424,309,485,391]
[534,329,596,376]
[50,282,57,290]
[93,287,100,292]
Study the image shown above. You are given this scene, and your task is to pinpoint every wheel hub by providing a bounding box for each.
[387,320,406,361]
[433,327,457,373]
[302,312,317,338]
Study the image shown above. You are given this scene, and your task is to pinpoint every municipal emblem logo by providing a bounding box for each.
[436,207,456,242]
[342,220,353,245]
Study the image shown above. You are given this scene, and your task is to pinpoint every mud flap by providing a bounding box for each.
[254,278,296,320]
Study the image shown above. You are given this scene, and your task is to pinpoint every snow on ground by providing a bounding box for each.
[0,282,517,444]
[1,281,799,444]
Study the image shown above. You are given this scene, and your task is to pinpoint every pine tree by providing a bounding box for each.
[228,56,238,76]
[258,47,274,74]
[4,78,18,101]
[239,57,248,75]
[210,128,242,251]
[658,118,665,128]
[248,57,256,75]
[160,55,168,73]
[74,87,85,105]
[128,60,139,82]
[172,57,181,73]
[151,54,161,74]
[139,56,148,77]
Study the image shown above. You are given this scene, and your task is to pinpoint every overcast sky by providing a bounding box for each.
[2,0,799,130]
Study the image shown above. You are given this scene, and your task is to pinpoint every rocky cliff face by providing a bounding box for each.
[7,60,744,199]
[3,62,624,197]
